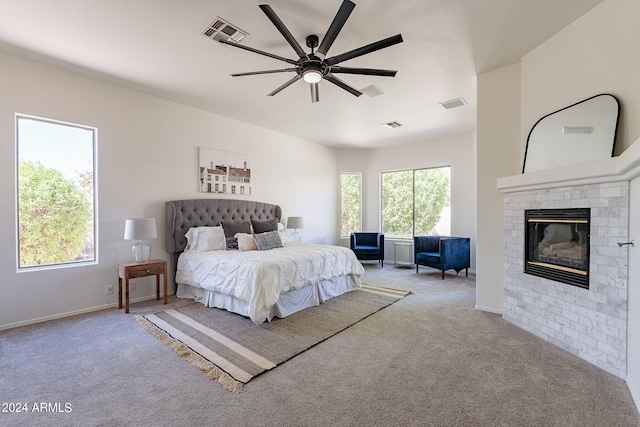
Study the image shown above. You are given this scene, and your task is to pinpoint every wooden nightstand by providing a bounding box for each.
[118,259,167,313]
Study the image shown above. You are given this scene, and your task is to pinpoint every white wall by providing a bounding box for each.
[521,0,640,154]
[479,0,640,409]
[519,0,640,405]
[475,63,522,313]
[476,0,640,314]
[0,51,338,330]
[336,132,477,272]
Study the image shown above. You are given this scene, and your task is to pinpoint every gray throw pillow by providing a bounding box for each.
[254,230,284,251]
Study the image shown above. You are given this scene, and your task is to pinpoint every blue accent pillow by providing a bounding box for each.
[253,230,283,250]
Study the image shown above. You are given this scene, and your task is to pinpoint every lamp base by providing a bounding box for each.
[131,240,151,263]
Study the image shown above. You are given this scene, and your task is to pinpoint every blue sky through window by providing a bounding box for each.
[17,117,94,181]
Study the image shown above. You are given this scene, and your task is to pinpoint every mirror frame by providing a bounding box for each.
[522,94,620,173]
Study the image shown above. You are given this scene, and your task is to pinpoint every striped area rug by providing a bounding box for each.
[135,284,411,393]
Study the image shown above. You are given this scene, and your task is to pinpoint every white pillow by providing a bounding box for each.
[195,226,226,252]
[184,227,200,252]
[235,232,258,251]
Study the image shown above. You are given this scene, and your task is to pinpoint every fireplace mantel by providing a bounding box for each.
[498,137,640,194]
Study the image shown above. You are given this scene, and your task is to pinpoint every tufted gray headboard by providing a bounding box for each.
[165,199,282,254]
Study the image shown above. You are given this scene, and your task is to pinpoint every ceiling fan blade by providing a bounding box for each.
[219,39,299,66]
[259,4,307,59]
[231,68,297,77]
[268,75,303,96]
[324,74,362,97]
[325,34,403,66]
[310,83,319,103]
[330,66,397,77]
[315,0,356,60]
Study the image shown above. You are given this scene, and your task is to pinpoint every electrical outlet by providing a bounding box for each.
[130,280,136,292]
[105,285,113,296]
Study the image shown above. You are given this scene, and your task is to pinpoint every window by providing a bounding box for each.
[16,115,97,269]
[381,166,450,239]
[340,172,361,237]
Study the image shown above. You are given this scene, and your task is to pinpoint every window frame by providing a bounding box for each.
[15,114,98,272]
[380,165,451,240]
[339,172,362,238]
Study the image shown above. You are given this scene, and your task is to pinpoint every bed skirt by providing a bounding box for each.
[176,275,360,322]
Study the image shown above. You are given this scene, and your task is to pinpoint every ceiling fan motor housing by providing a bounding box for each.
[299,59,328,77]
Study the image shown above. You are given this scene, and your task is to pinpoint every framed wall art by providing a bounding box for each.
[198,147,251,195]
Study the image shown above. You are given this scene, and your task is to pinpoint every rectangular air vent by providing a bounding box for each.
[440,97,467,110]
[202,17,249,43]
[361,85,384,98]
[381,121,402,129]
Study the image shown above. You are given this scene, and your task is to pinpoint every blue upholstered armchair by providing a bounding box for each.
[350,232,384,267]
[414,236,470,279]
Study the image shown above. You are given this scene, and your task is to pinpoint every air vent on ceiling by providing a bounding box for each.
[440,97,467,110]
[361,85,384,98]
[381,121,402,129]
[202,17,249,43]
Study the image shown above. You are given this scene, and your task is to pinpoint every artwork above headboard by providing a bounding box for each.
[165,199,282,254]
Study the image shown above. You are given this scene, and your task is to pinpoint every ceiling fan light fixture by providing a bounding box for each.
[303,69,322,83]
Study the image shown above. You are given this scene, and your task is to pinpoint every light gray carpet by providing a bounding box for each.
[1,264,638,426]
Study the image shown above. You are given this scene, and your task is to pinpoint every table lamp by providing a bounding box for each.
[287,216,304,242]
[124,218,157,263]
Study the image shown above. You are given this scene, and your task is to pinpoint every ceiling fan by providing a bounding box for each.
[219,0,403,103]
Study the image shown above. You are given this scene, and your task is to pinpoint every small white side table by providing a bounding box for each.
[394,241,414,267]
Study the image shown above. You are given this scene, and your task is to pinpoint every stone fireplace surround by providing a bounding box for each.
[497,142,640,379]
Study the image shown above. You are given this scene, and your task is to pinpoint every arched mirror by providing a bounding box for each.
[522,94,619,173]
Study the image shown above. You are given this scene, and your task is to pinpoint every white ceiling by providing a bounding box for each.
[0,0,604,148]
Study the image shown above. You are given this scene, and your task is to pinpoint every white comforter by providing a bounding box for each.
[176,242,365,324]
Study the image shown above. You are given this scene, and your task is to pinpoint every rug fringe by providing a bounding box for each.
[134,315,245,394]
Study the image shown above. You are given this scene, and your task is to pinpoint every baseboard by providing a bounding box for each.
[475,304,503,315]
[0,304,112,331]
[627,376,640,414]
[0,292,175,331]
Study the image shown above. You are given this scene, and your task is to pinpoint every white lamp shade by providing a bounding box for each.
[124,218,158,240]
[287,217,304,229]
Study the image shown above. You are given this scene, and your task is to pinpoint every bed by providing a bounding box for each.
[166,199,364,324]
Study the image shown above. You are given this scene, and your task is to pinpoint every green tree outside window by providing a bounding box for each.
[340,173,361,237]
[382,167,450,239]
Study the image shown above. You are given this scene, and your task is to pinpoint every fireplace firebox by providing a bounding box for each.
[524,208,590,289]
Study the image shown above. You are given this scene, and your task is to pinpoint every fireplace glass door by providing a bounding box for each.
[524,208,590,289]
